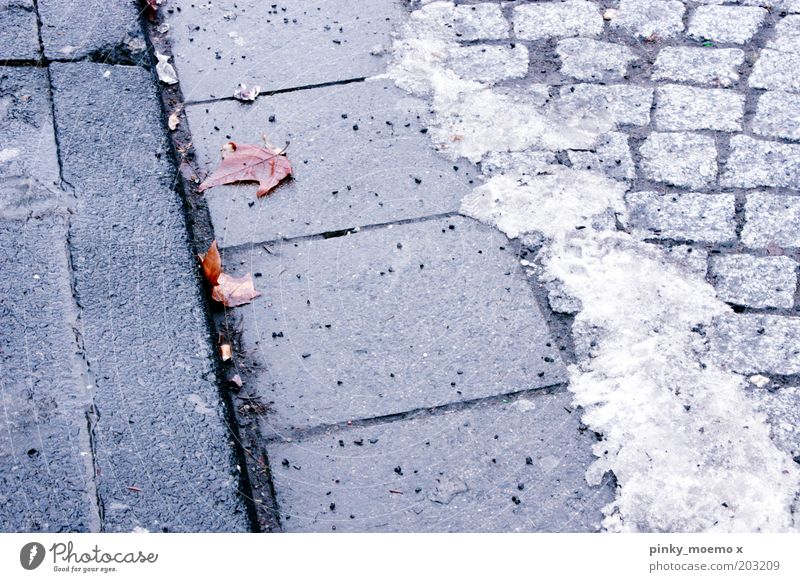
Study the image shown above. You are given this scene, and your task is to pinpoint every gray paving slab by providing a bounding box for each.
[0,213,100,532]
[187,78,477,247]
[267,389,612,532]
[223,215,567,433]
[0,0,40,61]
[0,67,60,189]
[48,61,249,532]
[37,0,146,63]
[163,0,405,102]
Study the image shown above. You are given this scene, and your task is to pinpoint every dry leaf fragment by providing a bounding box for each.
[220,343,232,361]
[199,239,222,285]
[155,52,178,85]
[168,111,180,130]
[229,374,243,388]
[142,0,160,21]
[199,240,261,307]
[212,273,261,307]
[198,140,292,198]
[233,83,261,101]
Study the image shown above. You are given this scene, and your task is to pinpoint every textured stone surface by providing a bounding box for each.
[224,216,567,432]
[753,91,800,141]
[558,84,654,126]
[556,39,636,82]
[49,62,249,532]
[0,68,61,189]
[709,255,797,309]
[688,6,767,44]
[0,214,100,532]
[625,191,736,243]
[451,3,510,39]
[742,192,800,248]
[187,79,476,247]
[750,49,800,92]
[0,0,40,61]
[513,1,603,40]
[767,15,800,53]
[37,0,146,63]
[447,44,528,84]
[639,132,718,189]
[711,314,800,375]
[722,136,800,188]
[610,0,685,39]
[163,0,405,101]
[267,390,613,532]
[568,132,635,180]
[654,85,744,132]
[652,47,744,87]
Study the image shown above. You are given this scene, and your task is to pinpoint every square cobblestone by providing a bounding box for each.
[654,85,744,132]
[513,1,603,40]
[558,84,654,126]
[187,79,476,247]
[711,314,800,375]
[568,132,635,181]
[688,6,767,44]
[609,0,685,39]
[447,44,528,84]
[266,390,612,532]
[653,47,744,87]
[223,216,567,432]
[556,39,636,82]
[625,191,736,243]
[709,254,797,309]
[750,49,800,92]
[742,192,800,248]
[451,3,510,40]
[766,15,800,53]
[722,136,800,188]
[752,91,800,141]
[639,132,718,189]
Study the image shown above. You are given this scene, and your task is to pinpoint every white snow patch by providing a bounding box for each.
[390,0,800,532]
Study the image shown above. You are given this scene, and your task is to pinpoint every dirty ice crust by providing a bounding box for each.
[388,1,800,532]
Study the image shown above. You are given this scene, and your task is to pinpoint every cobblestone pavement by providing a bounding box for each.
[2,0,800,533]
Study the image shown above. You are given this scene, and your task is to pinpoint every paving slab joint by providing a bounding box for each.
[136,9,277,533]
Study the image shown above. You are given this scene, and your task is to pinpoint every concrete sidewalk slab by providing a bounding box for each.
[0,213,99,532]
[163,0,404,101]
[0,0,40,61]
[187,79,477,247]
[268,389,611,532]
[223,216,566,433]
[37,0,146,63]
[49,61,249,532]
[0,67,61,189]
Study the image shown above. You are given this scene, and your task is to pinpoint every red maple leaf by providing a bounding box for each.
[199,240,260,307]
[198,140,292,198]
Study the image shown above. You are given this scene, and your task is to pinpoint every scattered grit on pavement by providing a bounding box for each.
[1,0,799,533]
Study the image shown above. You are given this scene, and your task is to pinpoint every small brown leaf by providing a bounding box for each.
[220,343,232,361]
[198,140,292,198]
[212,273,261,307]
[142,0,159,22]
[199,239,222,285]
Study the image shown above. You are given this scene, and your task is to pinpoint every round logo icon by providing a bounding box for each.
[20,542,46,570]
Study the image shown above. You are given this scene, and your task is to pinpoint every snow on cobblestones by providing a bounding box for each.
[389,0,800,532]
